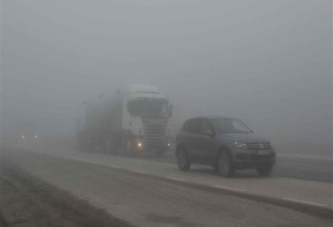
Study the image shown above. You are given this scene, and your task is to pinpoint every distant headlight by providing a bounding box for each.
[35,135,38,138]
[233,142,246,149]
[21,135,25,139]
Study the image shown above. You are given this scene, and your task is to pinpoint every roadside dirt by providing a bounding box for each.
[0,160,135,227]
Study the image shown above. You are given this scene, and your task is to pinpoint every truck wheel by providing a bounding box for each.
[77,134,84,151]
[256,165,273,176]
[155,150,165,157]
[177,148,190,171]
[218,151,235,177]
[86,136,93,152]
[125,140,134,155]
[105,139,113,154]
[82,136,88,152]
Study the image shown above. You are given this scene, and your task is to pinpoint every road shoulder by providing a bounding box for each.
[0,161,135,227]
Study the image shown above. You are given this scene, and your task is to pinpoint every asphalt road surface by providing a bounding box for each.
[116,149,333,183]
[12,141,333,183]
[1,147,332,227]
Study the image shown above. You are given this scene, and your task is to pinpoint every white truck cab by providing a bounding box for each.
[121,85,172,155]
[77,84,172,156]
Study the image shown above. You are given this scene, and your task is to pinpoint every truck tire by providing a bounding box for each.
[85,136,93,152]
[77,134,83,151]
[125,139,134,155]
[78,132,87,152]
[103,138,111,154]
[108,138,118,154]
[155,150,165,157]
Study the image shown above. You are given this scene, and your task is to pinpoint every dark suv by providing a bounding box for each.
[176,117,276,177]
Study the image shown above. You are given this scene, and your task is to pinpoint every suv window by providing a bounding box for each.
[184,118,202,134]
[233,120,247,132]
[201,119,214,134]
[181,120,190,132]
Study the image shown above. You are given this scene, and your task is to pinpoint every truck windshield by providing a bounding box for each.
[129,99,168,118]
[212,118,252,133]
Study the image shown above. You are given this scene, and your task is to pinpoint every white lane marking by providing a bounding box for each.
[277,165,332,173]
[283,198,328,207]
[133,170,148,174]
[213,185,245,192]
[167,176,188,182]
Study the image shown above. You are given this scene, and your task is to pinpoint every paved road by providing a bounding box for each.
[13,141,333,183]
[115,149,333,183]
[3,148,332,227]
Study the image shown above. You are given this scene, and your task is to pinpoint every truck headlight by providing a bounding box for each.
[233,142,246,149]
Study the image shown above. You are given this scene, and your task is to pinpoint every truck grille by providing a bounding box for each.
[142,120,167,149]
[247,143,272,150]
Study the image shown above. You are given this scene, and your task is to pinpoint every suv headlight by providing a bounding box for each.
[233,142,246,149]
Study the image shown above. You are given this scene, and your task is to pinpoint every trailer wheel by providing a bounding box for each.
[104,138,111,153]
[85,136,93,152]
[155,150,165,157]
[126,140,134,155]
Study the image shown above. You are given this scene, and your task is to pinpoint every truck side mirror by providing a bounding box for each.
[127,101,137,117]
[134,102,138,117]
[169,105,173,117]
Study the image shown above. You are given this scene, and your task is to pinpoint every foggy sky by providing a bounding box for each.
[1,0,332,145]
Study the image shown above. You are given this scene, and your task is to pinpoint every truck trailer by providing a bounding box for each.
[77,84,172,156]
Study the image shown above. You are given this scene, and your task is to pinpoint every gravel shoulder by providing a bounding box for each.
[0,159,135,227]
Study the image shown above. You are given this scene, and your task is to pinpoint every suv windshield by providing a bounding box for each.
[212,118,252,133]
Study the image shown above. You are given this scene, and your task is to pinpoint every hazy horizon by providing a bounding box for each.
[1,0,332,146]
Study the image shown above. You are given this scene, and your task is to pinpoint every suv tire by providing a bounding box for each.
[177,148,191,171]
[218,151,235,177]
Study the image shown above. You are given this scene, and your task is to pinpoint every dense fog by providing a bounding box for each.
[1,0,332,146]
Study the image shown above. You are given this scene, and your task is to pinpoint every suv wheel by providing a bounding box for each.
[177,148,191,171]
[256,165,273,176]
[218,151,234,177]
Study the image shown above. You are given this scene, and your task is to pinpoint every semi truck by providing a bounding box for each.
[77,84,172,156]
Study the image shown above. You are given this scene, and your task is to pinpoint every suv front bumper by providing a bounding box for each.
[231,148,276,169]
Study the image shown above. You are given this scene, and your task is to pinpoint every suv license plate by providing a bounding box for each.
[257,150,270,155]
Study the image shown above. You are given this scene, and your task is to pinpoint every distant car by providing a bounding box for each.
[19,133,39,141]
[175,117,276,177]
